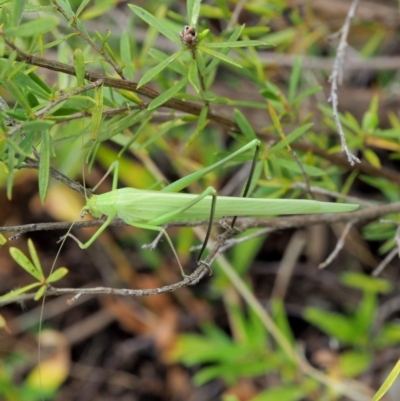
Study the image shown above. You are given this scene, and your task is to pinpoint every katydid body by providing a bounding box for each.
[63,139,359,275]
[87,187,358,224]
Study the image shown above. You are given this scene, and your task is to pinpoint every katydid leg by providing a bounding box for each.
[126,221,188,277]
[146,186,218,274]
[92,161,120,192]
[162,139,261,193]
[62,214,116,249]
[231,141,260,228]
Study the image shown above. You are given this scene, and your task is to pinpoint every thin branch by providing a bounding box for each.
[17,156,89,198]
[0,264,209,306]
[319,222,353,269]
[372,247,398,277]
[328,0,361,166]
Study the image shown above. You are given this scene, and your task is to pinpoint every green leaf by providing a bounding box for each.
[339,351,371,377]
[11,0,26,27]
[273,158,326,177]
[147,78,188,110]
[74,48,85,86]
[39,131,51,203]
[3,81,32,113]
[137,48,185,88]
[9,247,44,281]
[203,40,266,48]
[75,0,91,18]
[34,285,47,301]
[188,59,201,94]
[303,307,356,344]
[4,17,59,37]
[22,120,55,132]
[120,31,134,80]
[293,85,322,105]
[32,32,79,52]
[341,272,392,293]
[148,48,186,75]
[234,109,257,140]
[0,283,42,301]
[199,46,242,68]
[364,148,381,168]
[251,385,305,401]
[90,85,103,140]
[288,56,302,103]
[269,123,313,153]
[0,234,6,245]
[28,239,44,279]
[128,5,182,45]
[372,359,400,401]
[205,25,244,75]
[47,267,69,283]
[186,104,209,146]
[187,0,202,27]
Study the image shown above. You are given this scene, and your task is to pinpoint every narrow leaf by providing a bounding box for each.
[0,283,42,301]
[138,49,185,88]
[269,123,313,153]
[128,5,182,45]
[147,77,188,110]
[76,0,91,18]
[204,40,266,48]
[34,285,47,301]
[188,59,201,94]
[9,247,43,281]
[234,109,257,140]
[90,85,103,140]
[4,17,59,37]
[120,31,134,80]
[28,239,44,279]
[199,46,242,68]
[74,48,85,86]
[373,359,400,401]
[148,48,186,74]
[205,25,244,75]
[187,0,202,27]
[288,56,302,102]
[47,267,69,283]
[22,120,55,132]
[39,131,51,203]
[0,234,7,245]
[11,0,26,27]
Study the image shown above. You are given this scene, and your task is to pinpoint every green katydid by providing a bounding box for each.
[63,139,359,275]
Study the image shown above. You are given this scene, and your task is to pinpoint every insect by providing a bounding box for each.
[62,139,359,276]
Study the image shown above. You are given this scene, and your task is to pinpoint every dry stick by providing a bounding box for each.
[5,46,400,185]
[318,222,353,269]
[0,217,237,306]
[372,247,398,277]
[328,0,361,166]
